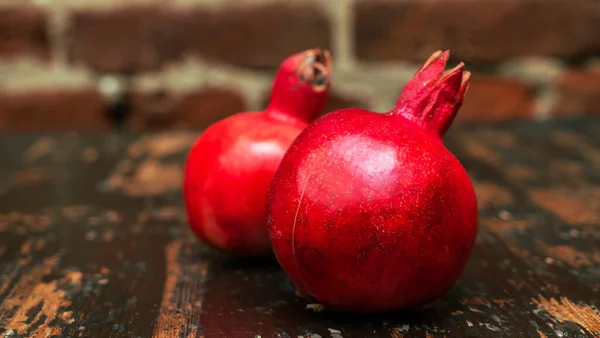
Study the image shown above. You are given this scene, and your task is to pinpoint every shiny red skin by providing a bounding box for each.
[184,113,307,256]
[266,51,478,312]
[183,49,330,257]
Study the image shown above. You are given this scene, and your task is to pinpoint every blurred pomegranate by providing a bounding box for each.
[183,49,332,257]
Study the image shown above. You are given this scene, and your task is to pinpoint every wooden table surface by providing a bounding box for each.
[1,118,599,338]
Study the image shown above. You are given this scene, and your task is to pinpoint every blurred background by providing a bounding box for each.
[0,0,599,132]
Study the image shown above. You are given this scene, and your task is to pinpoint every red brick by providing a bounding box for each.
[68,3,330,72]
[0,89,112,131]
[182,3,331,68]
[68,6,186,73]
[552,69,600,116]
[0,6,50,60]
[354,0,600,62]
[455,75,535,122]
[128,88,246,131]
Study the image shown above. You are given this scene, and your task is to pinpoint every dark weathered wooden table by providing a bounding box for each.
[1,118,599,338]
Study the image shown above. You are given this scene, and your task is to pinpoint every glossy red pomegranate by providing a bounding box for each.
[183,49,331,257]
[266,50,478,312]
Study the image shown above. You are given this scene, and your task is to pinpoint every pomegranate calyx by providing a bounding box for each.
[265,48,332,124]
[392,50,471,137]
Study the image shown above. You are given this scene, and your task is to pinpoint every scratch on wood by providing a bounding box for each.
[468,307,485,314]
[507,278,525,291]
[478,130,517,148]
[11,168,54,185]
[105,210,122,224]
[106,159,183,197]
[144,132,197,158]
[505,164,535,180]
[153,241,185,337]
[128,160,182,196]
[390,327,403,338]
[61,205,92,221]
[460,136,500,164]
[60,310,75,324]
[549,160,587,184]
[102,229,115,242]
[0,254,83,337]
[21,240,33,255]
[537,241,599,268]
[0,255,60,310]
[118,159,135,173]
[493,299,512,309]
[553,131,600,167]
[482,217,532,235]
[153,241,208,338]
[82,147,99,163]
[0,212,53,234]
[153,206,182,221]
[461,297,492,308]
[126,132,196,160]
[0,242,34,296]
[533,296,600,336]
[473,181,513,209]
[127,140,145,159]
[3,278,76,336]
[529,188,600,225]
[105,132,195,197]
[24,137,56,163]
[545,283,559,294]
[103,159,132,192]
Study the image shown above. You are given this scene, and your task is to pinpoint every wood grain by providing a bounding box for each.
[0,118,599,337]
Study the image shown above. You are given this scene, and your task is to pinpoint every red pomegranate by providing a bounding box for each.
[266,50,478,312]
[183,49,331,257]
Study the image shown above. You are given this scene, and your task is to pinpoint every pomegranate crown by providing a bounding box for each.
[393,50,471,137]
[265,49,332,123]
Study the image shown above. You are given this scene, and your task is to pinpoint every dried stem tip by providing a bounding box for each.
[265,48,332,123]
[296,49,332,92]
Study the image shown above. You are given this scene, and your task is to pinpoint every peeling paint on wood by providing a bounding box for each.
[537,241,600,268]
[82,147,99,163]
[477,129,518,149]
[103,132,195,197]
[153,241,208,338]
[143,132,198,158]
[0,212,53,233]
[481,217,532,235]
[505,164,536,180]
[0,254,66,336]
[553,131,600,168]
[533,296,600,336]
[473,181,514,209]
[104,159,183,196]
[23,137,56,163]
[460,297,492,308]
[458,134,501,164]
[530,188,600,225]
[154,241,187,337]
[10,168,55,185]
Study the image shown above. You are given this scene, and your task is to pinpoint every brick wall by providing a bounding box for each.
[1,0,600,131]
